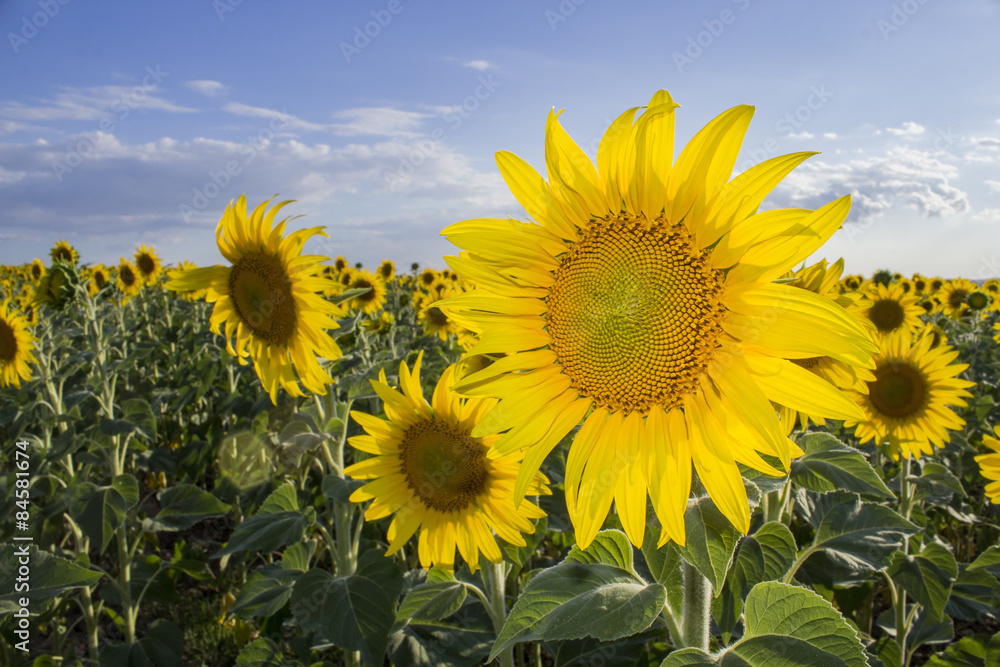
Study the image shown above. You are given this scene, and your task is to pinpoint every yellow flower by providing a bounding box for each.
[859,282,924,342]
[346,269,387,315]
[845,331,974,460]
[30,259,45,284]
[977,427,1000,504]
[171,261,207,301]
[377,259,396,282]
[50,240,79,264]
[88,264,110,296]
[116,258,143,301]
[134,244,164,285]
[346,355,549,571]
[438,90,876,548]
[939,278,977,319]
[0,300,38,388]
[165,196,344,403]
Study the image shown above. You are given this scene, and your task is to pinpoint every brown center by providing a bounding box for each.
[867,361,927,419]
[399,417,489,512]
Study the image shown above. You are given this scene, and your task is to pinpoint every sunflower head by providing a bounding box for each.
[872,269,894,287]
[377,259,396,282]
[333,255,349,274]
[347,269,387,315]
[50,240,79,265]
[134,244,163,285]
[30,259,45,283]
[977,426,1000,505]
[0,300,38,388]
[966,289,991,312]
[165,196,344,402]
[34,262,77,310]
[345,354,549,571]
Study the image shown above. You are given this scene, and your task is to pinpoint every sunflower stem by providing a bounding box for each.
[895,454,913,666]
[678,560,711,651]
[485,560,514,667]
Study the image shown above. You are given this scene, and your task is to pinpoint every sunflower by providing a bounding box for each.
[134,244,164,286]
[940,278,977,319]
[346,269,387,315]
[845,331,974,461]
[333,255,349,275]
[346,354,549,571]
[165,196,344,402]
[0,300,38,388]
[965,289,991,315]
[116,258,143,301]
[50,240,79,265]
[977,426,1000,504]
[88,264,110,296]
[171,261,208,301]
[437,90,876,548]
[30,259,45,284]
[377,259,396,282]
[860,283,924,342]
[419,268,438,288]
[419,301,458,341]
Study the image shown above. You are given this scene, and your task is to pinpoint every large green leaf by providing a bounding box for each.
[145,484,230,532]
[927,631,1000,667]
[791,433,893,497]
[799,492,917,574]
[72,481,130,554]
[968,546,1000,580]
[490,534,665,662]
[674,495,742,592]
[98,619,183,667]
[395,580,467,627]
[0,545,102,612]
[290,567,395,667]
[388,603,494,667]
[213,509,313,558]
[565,529,634,571]
[886,543,958,621]
[945,565,1000,621]
[712,522,798,641]
[550,628,661,667]
[235,637,292,667]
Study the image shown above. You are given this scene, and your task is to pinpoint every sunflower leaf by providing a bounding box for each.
[791,433,893,498]
[886,543,958,621]
[145,483,230,532]
[0,545,102,613]
[673,495,742,592]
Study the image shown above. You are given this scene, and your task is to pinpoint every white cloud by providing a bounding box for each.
[970,208,1000,222]
[987,180,1000,194]
[769,147,969,222]
[786,131,814,140]
[221,103,429,137]
[886,121,926,137]
[823,132,837,139]
[184,80,228,97]
[463,60,492,71]
[0,85,197,122]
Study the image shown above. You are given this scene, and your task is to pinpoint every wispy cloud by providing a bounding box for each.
[886,121,926,137]
[0,85,197,122]
[462,59,492,71]
[184,80,229,97]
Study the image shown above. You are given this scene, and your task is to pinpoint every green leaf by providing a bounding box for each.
[98,619,183,667]
[123,398,157,440]
[912,461,966,502]
[658,648,717,666]
[886,543,958,621]
[258,482,299,513]
[235,637,292,667]
[565,529,634,571]
[322,474,365,504]
[145,484,230,531]
[551,629,660,666]
[927,632,997,667]
[791,433,893,497]
[945,565,1000,621]
[229,566,298,619]
[802,492,918,573]
[112,474,140,507]
[72,483,129,554]
[0,545,102,612]
[713,522,798,641]
[213,510,313,558]
[490,560,665,661]
[673,495,741,592]
[388,607,494,667]
[968,546,1000,580]
[395,581,468,626]
[290,567,395,667]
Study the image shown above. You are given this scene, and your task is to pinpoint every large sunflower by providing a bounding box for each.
[0,300,38,388]
[134,244,164,286]
[844,331,974,460]
[977,426,1000,504]
[166,196,343,403]
[438,90,876,548]
[346,355,549,571]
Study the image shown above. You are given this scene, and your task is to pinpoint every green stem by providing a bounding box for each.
[678,560,711,651]
[115,527,136,644]
[485,561,514,667]
[895,455,913,666]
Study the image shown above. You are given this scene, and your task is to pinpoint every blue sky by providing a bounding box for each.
[2,0,999,279]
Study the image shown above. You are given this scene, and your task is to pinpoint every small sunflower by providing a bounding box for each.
[346,269,387,315]
[377,259,396,282]
[845,332,974,460]
[346,354,549,571]
[860,283,924,342]
[30,259,45,284]
[419,301,458,341]
[166,196,344,403]
[88,264,110,296]
[333,255,349,275]
[977,426,1000,505]
[439,90,876,548]
[134,244,164,285]
[171,261,208,301]
[966,289,991,314]
[940,278,977,319]
[0,300,38,388]
[116,258,143,301]
[419,268,438,288]
[50,240,79,265]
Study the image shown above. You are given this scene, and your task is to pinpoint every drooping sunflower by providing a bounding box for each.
[134,244,164,286]
[844,331,974,461]
[165,196,344,402]
[977,426,1000,504]
[30,259,45,284]
[116,258,143,301]
[50,240,79,265]
[346,269,387,315]
[438,90,876,548]
[346,354,549,571]
[0,300,38,388]
[859,283,924,343]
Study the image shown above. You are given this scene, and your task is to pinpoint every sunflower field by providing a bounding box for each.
[1,92,999,667]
